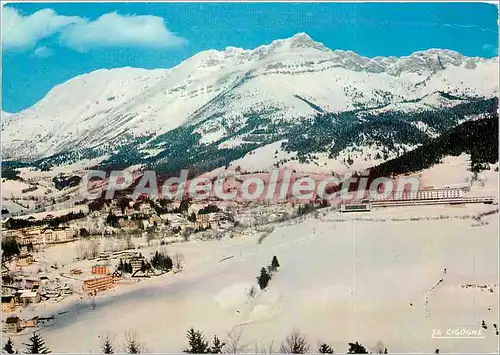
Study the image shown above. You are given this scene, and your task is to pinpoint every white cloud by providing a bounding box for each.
[1,7,83,52]
[1,7,186,53]
[33,46,53,58]
[59,12,187,52]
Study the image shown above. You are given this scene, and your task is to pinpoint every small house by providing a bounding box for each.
[1,296,16,313]
[3,316,20,333]
[18,290,41,305]
[70,268,82,275]
[21,317,37,328]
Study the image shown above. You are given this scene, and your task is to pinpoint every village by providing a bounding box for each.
[1,158,498,352]
[1,195,297,335]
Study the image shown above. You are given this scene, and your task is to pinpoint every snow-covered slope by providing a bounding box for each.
[7,206,499,353]
[2,33,498,162]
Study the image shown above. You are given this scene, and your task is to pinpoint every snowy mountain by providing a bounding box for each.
[2,33,498,174]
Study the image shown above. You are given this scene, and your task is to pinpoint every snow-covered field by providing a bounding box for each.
[6,204,498,354]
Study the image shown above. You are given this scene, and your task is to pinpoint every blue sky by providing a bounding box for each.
[2,2,498,113]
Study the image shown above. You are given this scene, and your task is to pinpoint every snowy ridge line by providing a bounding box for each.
[2,33,498,161]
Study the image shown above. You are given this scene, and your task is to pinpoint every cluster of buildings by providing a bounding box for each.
[100,199,236,234]
[2,281,42,333]
[3,315,41,334]
[80,251,150,295]
[2,223,75,247]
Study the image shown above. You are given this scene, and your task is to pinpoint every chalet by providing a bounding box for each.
[18,290,41,305]
[3,316,20,333]
[21,317,37,328]
[1,296,16,313]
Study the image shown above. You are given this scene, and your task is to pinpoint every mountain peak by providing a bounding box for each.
[276,32,330,52]
[289,32,314,43]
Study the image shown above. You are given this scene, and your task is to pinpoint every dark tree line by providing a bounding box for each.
[150,251,173,272]
[118,259,133,274]
[52,174,81,190]
[184,328,225,354]
[105,213,120,228]
[5,211,85,230]
[178,327,383,354]
[197,205,221,215]
[368,112,498,180]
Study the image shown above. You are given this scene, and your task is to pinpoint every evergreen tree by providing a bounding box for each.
[101,337,114,354]
[24,332,51,354]
[257,267,271,290]
[184,328,209,354]
[1,237,20,261]
[347,342,367,354]
[318,343,334,354]
[124,338,141,354]
[209,335,225,354]
[3,338,15,354]
[124,261,132,274]
[271,255,280,270]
